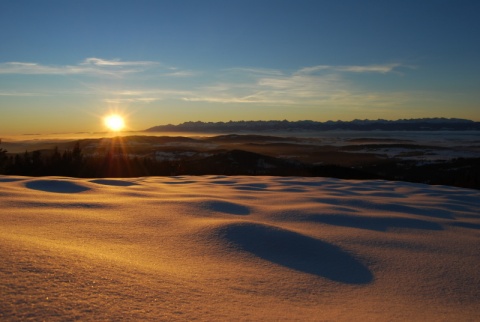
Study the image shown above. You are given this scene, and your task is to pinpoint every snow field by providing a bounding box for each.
[1,175,479,321]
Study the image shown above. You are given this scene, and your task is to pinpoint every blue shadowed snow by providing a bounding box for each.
[309,214,443,231]
[90,179,139,187]
[219,222,373,284]
[25,180,90,193]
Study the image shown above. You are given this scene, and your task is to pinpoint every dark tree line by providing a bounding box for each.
[1,139,479,190]
[0,139,8,174]
[0,142,83,177]
[0,141,189,177]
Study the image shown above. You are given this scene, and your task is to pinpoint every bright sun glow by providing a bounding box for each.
[104,114,125,131]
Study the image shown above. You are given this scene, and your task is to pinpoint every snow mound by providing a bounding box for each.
[24,179,91,193]
[216,222,373,284]
[304,214,444,231]
[197,200,251,215]
[1,175,479,320]
[90,179,139,186]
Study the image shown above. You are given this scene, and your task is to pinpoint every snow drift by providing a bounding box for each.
[1,175,479,320]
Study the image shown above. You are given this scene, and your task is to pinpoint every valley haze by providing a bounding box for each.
[1,118,479,189]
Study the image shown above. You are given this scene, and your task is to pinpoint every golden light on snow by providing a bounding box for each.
[1,175,479,320]
[104,114,125,132]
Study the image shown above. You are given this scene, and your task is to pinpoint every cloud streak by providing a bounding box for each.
[296,63,405,75]
[82,58,157,67]
[0,91,48,97]
[102,89,195,104]
[0,58,172,78]
[103,97,160,104]
[183,63,409,107]
[0,58,412,110]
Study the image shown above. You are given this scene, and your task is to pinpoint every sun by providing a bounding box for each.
[104,114,125,132]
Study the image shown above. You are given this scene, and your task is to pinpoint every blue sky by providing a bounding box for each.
[1,0,479,134]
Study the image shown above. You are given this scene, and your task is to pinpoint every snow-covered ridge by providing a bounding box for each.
[146,118,480,132]
[1,175,479,320]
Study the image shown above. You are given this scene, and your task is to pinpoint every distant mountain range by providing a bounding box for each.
[145,118,480,132]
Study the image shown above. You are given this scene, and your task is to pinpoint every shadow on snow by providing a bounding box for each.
[25,180,90,193]
[309,214,443,231]
[219,222,373,284]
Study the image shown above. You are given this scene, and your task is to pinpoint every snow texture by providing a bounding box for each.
[1,175,479,321]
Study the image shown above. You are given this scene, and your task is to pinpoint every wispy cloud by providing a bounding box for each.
[0,91,48,97]
[296,63,403,75]
[103,97,160,104]
[0,58,177,78]
[0,62,69,75]
[183,63,410,107]
[102,89,195,104]
[223,67,285,76]
[162,70,199,77]
[82,58,157,67]
[0,59,413,110]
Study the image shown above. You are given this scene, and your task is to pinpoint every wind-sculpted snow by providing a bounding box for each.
[216,222,373,284]
[90,179,140,186]
[197,200,251,216]
[305,214,444,231]
[24,179,91,193]
[1,175,479,321]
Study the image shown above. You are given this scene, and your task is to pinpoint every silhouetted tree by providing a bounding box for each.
[49,146,62,175]
[31,150,43,175]
[0,139,8,173]
[72,141,82,161]
[13,154,22,172]
[70,141,83,176]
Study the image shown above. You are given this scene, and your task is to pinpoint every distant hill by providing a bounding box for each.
[145,118,480,132]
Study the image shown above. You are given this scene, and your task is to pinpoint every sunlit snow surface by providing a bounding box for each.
[1,175,479,321]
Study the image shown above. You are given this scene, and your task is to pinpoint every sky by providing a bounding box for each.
[1,0,479,135]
